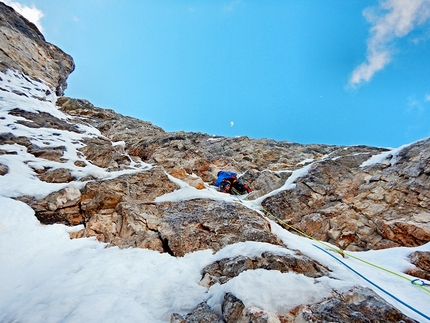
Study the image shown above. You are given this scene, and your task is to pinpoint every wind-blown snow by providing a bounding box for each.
[0,69,152,198]
[1,70,429,322]
[207,269,342,316]
[253,163,312,205]
[360,137,429,168]
[154,174,237,203]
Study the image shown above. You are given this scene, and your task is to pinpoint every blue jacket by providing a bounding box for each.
[215,171,237,186]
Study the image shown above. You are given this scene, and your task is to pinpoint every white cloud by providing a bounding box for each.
[3,0,44,33]
[406,95,424,114]
[349,0,430,88]
[225,0,242,12]
[406,94,430,114]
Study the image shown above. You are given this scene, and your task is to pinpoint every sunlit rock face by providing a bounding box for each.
[1,4,429,323]
[262,138,430,251]
[56,95,430,253]
[0,2,74,95]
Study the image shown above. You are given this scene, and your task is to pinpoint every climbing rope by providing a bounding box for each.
[230,187,430,320]
[412,278,430,287]
[230,187,430,295]
[314,243,430,322]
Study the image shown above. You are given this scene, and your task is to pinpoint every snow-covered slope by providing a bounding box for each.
[1,68,429,322]
[0,69,151,199]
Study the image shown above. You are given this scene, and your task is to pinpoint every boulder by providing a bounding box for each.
[86,198,284,255]
[200,251,330,288]
[223,294,280,323]
[155,200,284,256]
[170,302,222,323]
[0,163,9,175]
[37,168,76,183]
[30,186,83,225]
[406,251,430,280]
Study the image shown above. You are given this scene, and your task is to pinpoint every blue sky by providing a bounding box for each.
[4,0,430,148]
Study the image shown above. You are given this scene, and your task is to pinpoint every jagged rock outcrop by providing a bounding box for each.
[0,107,142,183]
[56,98,340,173]
[30,185,284,255]
[289,286,419,323]
[173,287,419,323]
[171,302,223,323]
[200,251,330,288]
[57,97,165,143]
[262,140,430,251]
[153,200,283,256]
[23,154,282,255]
[0,2,74,95]
[22,92,430,269]
[406,251,430,280]
[54,95,430,253]
[55,97,387,195]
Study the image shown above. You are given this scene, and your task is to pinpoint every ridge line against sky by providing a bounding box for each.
[2,0,430,148]
[2,0,43,31]
[5,0,430,86]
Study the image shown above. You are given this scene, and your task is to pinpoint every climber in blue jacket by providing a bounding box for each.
[215,171,252,195]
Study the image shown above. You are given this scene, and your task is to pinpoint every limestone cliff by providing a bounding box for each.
[0,2,74,95]
[0,4,429,323]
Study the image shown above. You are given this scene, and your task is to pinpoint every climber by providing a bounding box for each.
[215,171,252,195]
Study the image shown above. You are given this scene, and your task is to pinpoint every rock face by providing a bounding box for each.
[8,93,429,322]
[55,97,388,193]
[54,96,430,253]
[262,140,430,251]
[0,2,74,95]
[30,179,283,256]
[1,4,429,323]
[172,287,419,323]
[57,97,165,143]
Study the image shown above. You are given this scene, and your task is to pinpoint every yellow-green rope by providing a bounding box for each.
[231,187,430,294]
